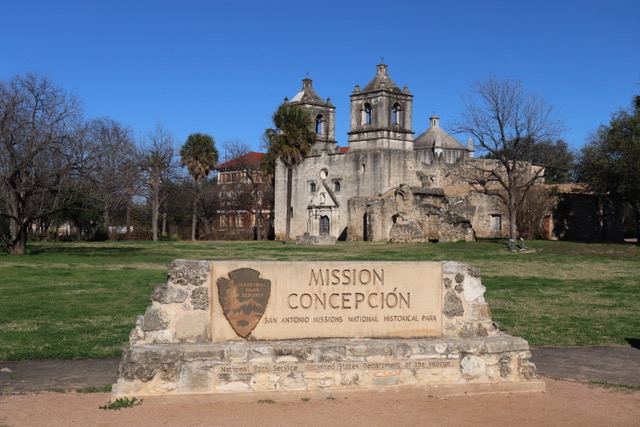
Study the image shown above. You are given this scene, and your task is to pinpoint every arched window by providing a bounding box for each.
[319,216,330,236]
[363,103,372,125]
[315,115,324,135]
[333,180,341,193]
[309,182,316,193]
[392,103,401,125]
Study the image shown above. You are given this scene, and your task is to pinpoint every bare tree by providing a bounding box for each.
[454,76,564,242]
[0,73,90,254]
[84,117,138,235]
[138,123,177,241]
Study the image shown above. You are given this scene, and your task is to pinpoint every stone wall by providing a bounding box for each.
[347,185,475,242]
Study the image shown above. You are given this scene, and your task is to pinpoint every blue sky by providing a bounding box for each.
[2,0,638,156]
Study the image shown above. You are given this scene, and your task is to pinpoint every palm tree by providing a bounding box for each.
[263,104,316,242]
[180,133,218,241]
[633,94,640,115]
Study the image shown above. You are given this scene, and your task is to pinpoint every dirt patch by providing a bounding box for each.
[1,378,639,426]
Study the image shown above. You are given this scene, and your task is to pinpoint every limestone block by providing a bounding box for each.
[190,287,209,310]
[252,346,275,356]
[303,371,338,388]
[174,311,210,343]
[280,372,307,391]
[485,365,500,381]
[463,276,486,303]
[168,260,210,287]
[142,307,170,331]
[250,373,280,391]
[274,345,313,360]
[151,284,188,304]
[144,330,173,344]
[444,290,464,318]
[416,367,460,384]
[130,346,182,364]
[443,261,465,275]
[224,347,249,362]
[517,360,538,380]
[183,345,224,361]
[317,345,346,362]
[387,343,412,357]
[399,369,418,385]
[483,337,529,353]
[460,355,486,379]
[178,364,211,392]
[347,342,387,357]
[276,356,299,363]
[340,370,369,387]
[469,302,492,320]
[434,343,448,354]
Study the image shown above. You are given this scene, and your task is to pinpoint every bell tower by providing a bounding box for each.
[288,78,337,153]
[348,63,414,150]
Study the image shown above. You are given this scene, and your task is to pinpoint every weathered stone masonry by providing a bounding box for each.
[114,260,542,397]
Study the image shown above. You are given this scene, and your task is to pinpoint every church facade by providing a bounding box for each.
[273,64,511,242]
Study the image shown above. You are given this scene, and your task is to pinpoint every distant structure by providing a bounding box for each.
[215,152,272,240]
[273,63,520,242]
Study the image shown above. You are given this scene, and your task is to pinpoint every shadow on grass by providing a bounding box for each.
[626,339,640,350]
[28,246,143,257]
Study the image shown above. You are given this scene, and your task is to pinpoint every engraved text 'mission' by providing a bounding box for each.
[308,269,384,286]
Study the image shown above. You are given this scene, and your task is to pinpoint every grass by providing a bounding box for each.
[0,239,638,360]
[587,381,640,393]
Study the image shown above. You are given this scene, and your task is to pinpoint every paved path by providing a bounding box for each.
[1,346,638,393]
[529,345,640,386]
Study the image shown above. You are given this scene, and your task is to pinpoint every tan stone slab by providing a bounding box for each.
[116,380,546,402]
[210,261,443,341]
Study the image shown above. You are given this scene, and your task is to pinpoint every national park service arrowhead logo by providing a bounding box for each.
[217,268,271,338]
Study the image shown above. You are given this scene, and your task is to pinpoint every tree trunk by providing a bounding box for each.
[125,205,132,240]
[6,222,28,255]
[152,188,159,242]
[191,182,199,241]
[255,212,262,241]
[103,201,110,238]
[508,189,518,243]
[285,166,293,243]
[162,212,167,235]
[634,204,640,245]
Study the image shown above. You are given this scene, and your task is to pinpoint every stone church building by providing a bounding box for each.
[273,64,511,242]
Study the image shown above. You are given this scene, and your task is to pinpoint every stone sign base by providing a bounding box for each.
[114,335,543,398]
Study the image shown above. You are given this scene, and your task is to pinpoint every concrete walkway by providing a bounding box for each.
[1,346,639,393]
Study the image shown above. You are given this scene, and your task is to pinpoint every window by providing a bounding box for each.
[491,215,502,231]
[333,180,341,193]
[315,115,324,135]
[309,182,317,193]
[392,103,401,125]
[319,216,330,236]
[363,103,372,125]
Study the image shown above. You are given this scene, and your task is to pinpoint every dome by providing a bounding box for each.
[290,78,325,105]
[414,115,467,150]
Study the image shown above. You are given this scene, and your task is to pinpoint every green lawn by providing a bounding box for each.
[0,240,638,360]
